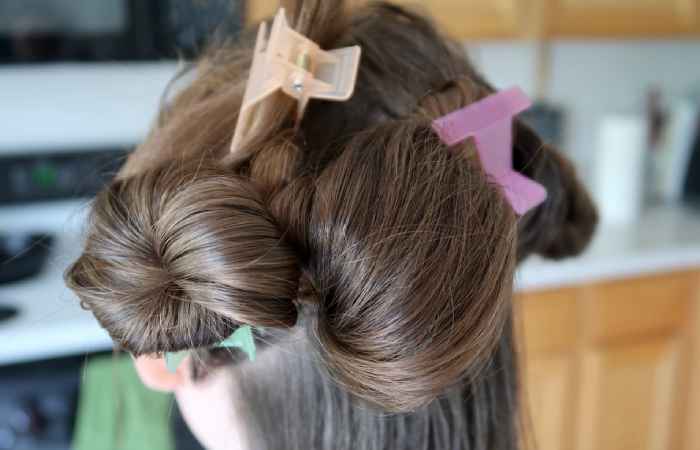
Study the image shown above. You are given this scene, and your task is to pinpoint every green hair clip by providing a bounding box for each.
[165,325,257,373]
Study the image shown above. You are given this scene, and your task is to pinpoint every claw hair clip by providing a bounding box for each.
[431,87,547,215]
[230,8,362,154]
[165,325,256,373]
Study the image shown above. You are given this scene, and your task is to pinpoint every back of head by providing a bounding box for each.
[66,0,597,448]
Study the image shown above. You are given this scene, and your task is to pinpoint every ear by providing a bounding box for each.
[133,354,187,392]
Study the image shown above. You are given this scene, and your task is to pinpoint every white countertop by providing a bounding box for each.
[516,204,700,291]
[1,201,699,366]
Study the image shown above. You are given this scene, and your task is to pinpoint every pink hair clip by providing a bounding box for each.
[431,86,547,215]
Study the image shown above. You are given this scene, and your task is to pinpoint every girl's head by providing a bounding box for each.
[66,1,597,449]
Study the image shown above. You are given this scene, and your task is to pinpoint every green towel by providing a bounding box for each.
[73,353,175,450]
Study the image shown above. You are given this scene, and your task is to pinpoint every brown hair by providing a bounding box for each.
[66,0,597,447]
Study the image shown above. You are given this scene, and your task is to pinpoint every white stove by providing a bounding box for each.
[0,200,113,366]
[0,62,177,367]
[0,1,239,444]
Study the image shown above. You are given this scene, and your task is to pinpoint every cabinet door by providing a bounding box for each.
[576,271,699,450]
[519,270,700,450]
[544,0,699,37]
[519,288,581,450]
[392,0,527,39]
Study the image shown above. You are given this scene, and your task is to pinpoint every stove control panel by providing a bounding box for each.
[0,148,127,205]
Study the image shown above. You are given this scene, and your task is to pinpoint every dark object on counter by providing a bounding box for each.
[682,116,700,206]
[647,86,668,150]
[519,101,565,148]
[0,233,53,285]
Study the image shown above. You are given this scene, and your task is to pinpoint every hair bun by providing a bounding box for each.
[533,150,598,259]
[293,121,517,412]
[513,122,598,261]
[66,161,300,355]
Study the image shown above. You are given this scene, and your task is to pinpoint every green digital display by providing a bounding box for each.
[31,164,58,189]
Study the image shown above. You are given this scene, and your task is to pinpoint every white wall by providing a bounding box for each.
[0,62,178,155]
[467,40,700,181]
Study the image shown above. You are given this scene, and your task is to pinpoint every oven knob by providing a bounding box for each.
[8,404,31,435]
[9,401,47,436]
[0,425,17,450]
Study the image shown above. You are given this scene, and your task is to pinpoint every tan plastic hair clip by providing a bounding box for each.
[230,8,361,155]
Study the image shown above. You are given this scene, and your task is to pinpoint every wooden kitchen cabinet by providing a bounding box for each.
[246,0,700,39]
[246,0,532,38]
[518,270,700,450]
[542,0,700,37]
[390,0,528,39]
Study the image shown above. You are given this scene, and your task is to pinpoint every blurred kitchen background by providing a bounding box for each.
[1,1,700,450]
